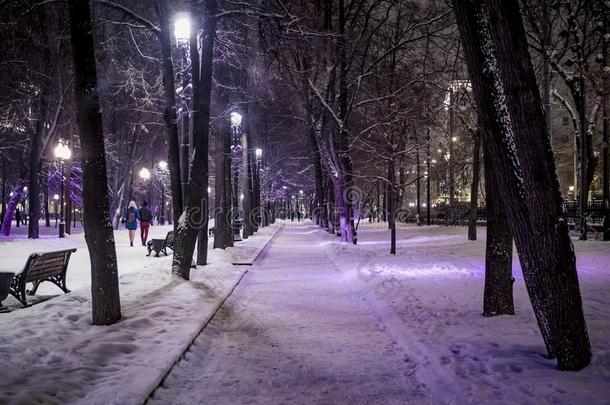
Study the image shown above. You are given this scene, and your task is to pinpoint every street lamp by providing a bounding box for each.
[53,194,59,227]
[139,168,151,180]
[158,161,168,225]
[54,140,71,238]
[174,14,191,42]
[175,13,191,209]
[230,111,243,242]
[231,112,242,127]
[254,148,263,226]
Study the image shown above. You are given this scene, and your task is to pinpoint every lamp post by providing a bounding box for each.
[158,161,168,225]
[175,14,191,209]
[254,147,262,227]
[54,140,71,238]
[231,112,243,241]
[53,194,59,227]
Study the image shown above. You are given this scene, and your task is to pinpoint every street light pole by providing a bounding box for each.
[179,45,190,208]
[54,140,71,238]
[231,112,242,242]
[158,160,168,225]
[175,15,191,210]
[255,148,262,227]
[448,86,454,205]
[160,183,166,225]
[59,162,65,238]
[427,127,431,225]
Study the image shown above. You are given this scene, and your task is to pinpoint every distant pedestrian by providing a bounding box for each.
[124,201,139,247]
[15,205,22,227]
[139,201,153,246]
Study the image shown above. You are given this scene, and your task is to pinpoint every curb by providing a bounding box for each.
[143,268,249,404]
[144,224,283,403]
[231,222,284,265]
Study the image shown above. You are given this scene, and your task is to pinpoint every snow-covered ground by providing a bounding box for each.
[0,222,282,405]
[149,222,610,405]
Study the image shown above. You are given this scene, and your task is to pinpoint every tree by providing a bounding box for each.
[453,0,591,370]
[155,0,183,229]
[482,138,514,316]
[68,0,121,325]
[172,0,217,278]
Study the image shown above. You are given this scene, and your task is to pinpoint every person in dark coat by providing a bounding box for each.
[15,206,21,227]
[124,200,139,247]
[138,201,153,246]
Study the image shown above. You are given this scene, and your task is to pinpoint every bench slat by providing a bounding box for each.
[26,267,66,281]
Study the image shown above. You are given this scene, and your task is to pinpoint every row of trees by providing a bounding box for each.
[1,0,605,370]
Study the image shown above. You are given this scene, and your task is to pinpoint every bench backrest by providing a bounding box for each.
[166,231,175,247]
[23,249,77,283]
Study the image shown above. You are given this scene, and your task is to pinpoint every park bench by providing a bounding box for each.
[7,248,76,307]
[147,231,175,257]
[586,211,606,241]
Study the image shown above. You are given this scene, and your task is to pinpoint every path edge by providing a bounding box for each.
[231,222,284,265]
[142,268,249,404]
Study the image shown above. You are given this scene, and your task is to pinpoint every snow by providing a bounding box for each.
[0,222,281,405]
[150,222,610,404]
[1,221,609,404]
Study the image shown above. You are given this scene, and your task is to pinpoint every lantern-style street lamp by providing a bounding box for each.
[54,140,71,238]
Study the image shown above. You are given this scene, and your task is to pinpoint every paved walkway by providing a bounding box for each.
[149,225,428,404]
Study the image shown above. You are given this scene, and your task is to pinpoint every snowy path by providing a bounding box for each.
[148,225,430,405]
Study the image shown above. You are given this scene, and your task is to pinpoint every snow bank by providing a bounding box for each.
[0,222,281,405]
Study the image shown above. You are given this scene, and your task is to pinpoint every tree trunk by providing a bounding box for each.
[27,88,49,239]
[1,163,6,227]
[241,129,253,239]
[68,0,121,325]
[454,0,591,370]
[388,154,396,255]
[43,179,50,227]
[213,117,233,249]
[172,0,216,277]
[336,0,355,244]
[326,177,335,233]
[602,3,610,241]
[190,0,211,267]
[2,146,28,235]
[482,138,514,316]
[155,0,183,230]
[468,130,481,240]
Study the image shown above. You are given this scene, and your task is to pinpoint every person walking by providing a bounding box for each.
[124,200,139,247]
[15,205,21,227]
[139,201,153,246]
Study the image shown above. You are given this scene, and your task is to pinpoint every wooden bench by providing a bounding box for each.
[586,212,606,241]
[8,248,77,307]
[147,231,175,257]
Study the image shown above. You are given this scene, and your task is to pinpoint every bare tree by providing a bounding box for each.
[454,0,591,370]
[68,0,121,325]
